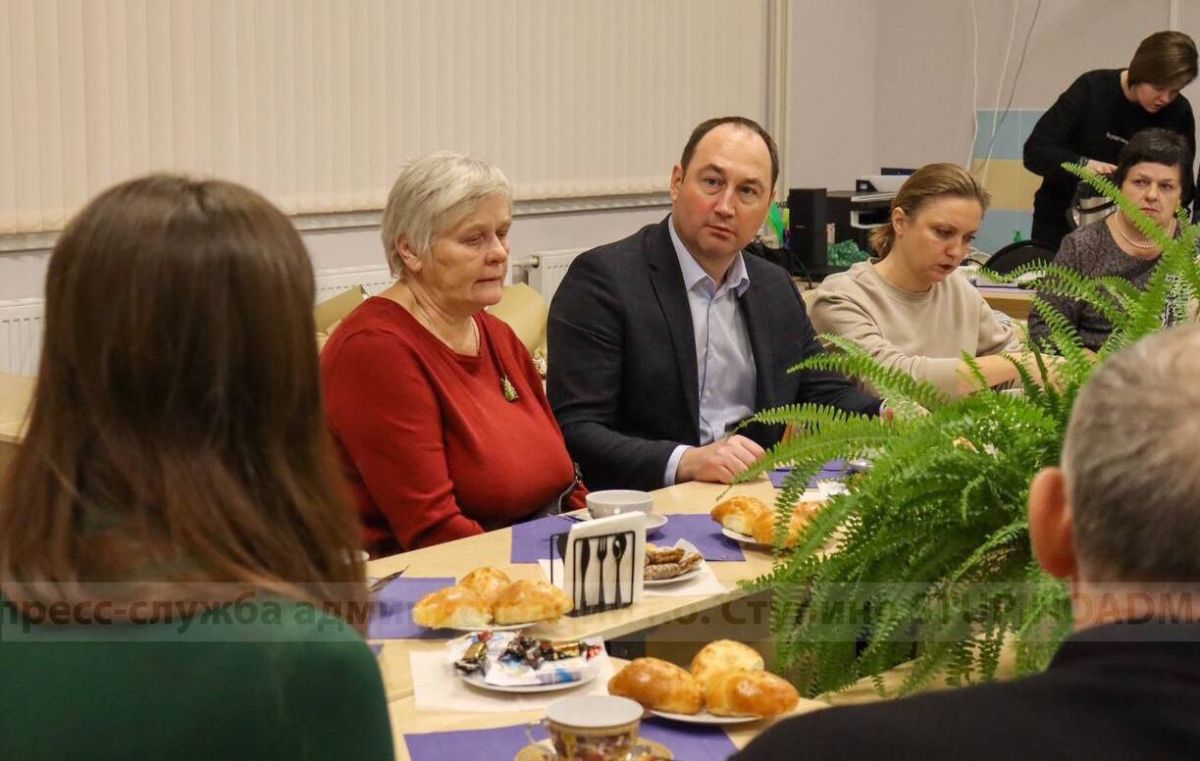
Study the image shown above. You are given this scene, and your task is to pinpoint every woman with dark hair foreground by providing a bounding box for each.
[0,175,393,759]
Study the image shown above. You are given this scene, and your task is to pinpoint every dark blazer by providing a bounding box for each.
[734,621,1200,761]
[547,218,879,492]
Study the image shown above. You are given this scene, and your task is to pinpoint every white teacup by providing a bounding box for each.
[585,490,654,520]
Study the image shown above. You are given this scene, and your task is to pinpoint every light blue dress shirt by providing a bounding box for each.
[663,215,758,485]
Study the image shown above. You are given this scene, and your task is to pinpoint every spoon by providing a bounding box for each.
[596,536,609,609]
[612,533,628,608]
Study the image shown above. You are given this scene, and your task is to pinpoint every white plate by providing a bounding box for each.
[459,665,599,694]
[561,509,667,533]
[642,564,703,586]
[642,514,668,532]
[443,621,546,633]
[721,527,772,548]
[648,708,763,725]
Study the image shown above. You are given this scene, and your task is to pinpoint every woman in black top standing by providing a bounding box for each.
[1024,31,1197,250]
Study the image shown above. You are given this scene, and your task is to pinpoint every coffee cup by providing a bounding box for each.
[585,490,654,520]
[525,695,644,760]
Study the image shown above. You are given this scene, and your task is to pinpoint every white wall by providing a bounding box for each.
[787,0,879,191]
[4,0,1197,301]
[872,0,1192,168]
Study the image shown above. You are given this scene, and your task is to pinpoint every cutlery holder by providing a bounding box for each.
[549,524,642,616]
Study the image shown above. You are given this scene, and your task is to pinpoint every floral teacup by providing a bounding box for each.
[526,695,644,760]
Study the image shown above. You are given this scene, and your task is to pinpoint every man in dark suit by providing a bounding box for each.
[734,326,1200,761]
[547,116,880,492]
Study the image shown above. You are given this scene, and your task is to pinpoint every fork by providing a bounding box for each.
[367,567,407,594]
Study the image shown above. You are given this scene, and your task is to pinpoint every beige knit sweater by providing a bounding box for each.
[809,262,1023,396]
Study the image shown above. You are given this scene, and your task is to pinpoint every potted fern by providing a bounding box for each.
[739,164,1200,697]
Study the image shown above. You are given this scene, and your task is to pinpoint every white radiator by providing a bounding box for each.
[314,266,394,300]
[0,299,43,376]
[526,249,585,305]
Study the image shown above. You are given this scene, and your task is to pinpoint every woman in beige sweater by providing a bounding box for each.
[810,163,1040,398]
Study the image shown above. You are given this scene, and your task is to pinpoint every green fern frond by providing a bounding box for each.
[793,335,950,411]
[751,168,1196,698]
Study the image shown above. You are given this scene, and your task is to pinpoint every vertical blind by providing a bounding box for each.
[0,0,772,235]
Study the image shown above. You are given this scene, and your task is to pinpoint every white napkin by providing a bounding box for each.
[537,538,727,598]
[410,649,615,713]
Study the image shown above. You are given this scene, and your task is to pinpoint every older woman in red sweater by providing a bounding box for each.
[321,152,584,555]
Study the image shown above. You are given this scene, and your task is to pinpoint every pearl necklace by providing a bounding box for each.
[1113,213,1171,252]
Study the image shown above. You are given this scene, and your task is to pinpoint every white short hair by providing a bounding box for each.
[1063,325,1200,583]
[380,151,511,278]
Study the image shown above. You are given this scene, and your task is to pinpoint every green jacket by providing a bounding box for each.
[1,597,393,760]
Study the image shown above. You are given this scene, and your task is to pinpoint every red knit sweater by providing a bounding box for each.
[321,298,583,555]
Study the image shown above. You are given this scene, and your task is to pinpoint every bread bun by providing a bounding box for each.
[608,658,703,714]
[459,566,511,605]
[704,670,800,717]
[750,502,821,547]
[690,640,764,689]
[491,579,573,624]
[411,586,492,629]
[711,496,771,535]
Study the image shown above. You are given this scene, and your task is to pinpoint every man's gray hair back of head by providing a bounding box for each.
[1063,325,1200,585]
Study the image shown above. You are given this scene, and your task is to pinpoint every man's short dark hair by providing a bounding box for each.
[680,116,779,188]
[1114,128,1194,203]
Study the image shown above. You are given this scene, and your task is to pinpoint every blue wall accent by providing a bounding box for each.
[972,109,1043,253]
[972,109,1044,161]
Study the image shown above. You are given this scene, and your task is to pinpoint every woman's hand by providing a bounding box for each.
[1085,159,1117,175]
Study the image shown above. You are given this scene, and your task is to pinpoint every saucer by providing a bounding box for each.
[513,738,673,761]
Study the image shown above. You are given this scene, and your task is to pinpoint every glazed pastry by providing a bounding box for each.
[459,566,512,605]
[491,579,573,624]
[749,502,822,547]
[411,586,492,629]
[607,657,704,714]
[710,496,771,536]
[704,670,800,717]
[689,640,764,690]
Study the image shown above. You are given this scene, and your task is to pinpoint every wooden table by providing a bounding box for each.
[977,286,1033,320]
[0,372,34,477]
[367,479,810,760]
[0,371,33,442]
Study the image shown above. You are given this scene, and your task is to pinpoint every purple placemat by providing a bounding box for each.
[367,576,455,639]
[404,716,737,761]
[652,513,744,562]
[509,514,745,563]
[510,515,575,564]
[769,458,849,489]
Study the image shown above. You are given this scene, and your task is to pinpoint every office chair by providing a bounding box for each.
[981,240,1057,275]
